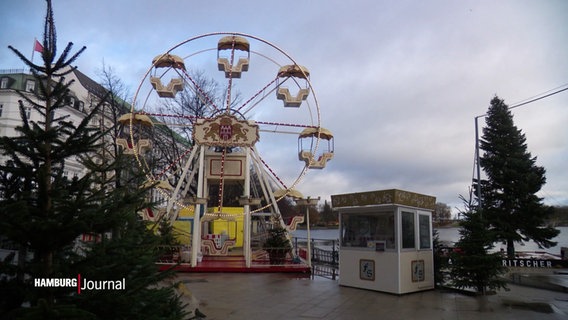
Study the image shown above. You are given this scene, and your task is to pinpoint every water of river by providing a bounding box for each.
[292,226,568,255]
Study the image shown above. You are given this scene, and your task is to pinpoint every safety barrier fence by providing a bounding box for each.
[292,237,339,279]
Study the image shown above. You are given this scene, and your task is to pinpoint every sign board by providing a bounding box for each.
[360,259,375,281]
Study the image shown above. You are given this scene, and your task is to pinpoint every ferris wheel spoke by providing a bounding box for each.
[250,146,287,190]
[155,147,194,179]
[256,120,318,133]
[139,111,200,121]
[223,43,238,113]
[215,147,229,212]
[235,75,281,115]
[249,146,286,213]
[180,68,222,114]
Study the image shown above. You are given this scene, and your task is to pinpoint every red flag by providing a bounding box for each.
[33,39,43,53]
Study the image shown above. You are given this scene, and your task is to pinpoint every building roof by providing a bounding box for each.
[72,68,108,99]
[331,189,436,210]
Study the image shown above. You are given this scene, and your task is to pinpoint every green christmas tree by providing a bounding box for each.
[0,1,187,318]
[449,194,506,294]
[478,96,559,258]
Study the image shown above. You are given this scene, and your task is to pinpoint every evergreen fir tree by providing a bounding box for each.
[158,218,182,247]
[1,0,93,315]
[449,194,506,294]
[478,96,559,258]
[1,1,187,318]
[432,229,448,288]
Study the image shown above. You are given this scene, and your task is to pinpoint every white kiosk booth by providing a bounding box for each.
[331,189,436,294]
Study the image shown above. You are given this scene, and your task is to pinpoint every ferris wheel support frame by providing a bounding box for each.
[165,146,199,221]
[243,149,252,267]
[190,145,207,267]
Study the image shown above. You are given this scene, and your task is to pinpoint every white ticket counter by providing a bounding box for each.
[331,189,436,294]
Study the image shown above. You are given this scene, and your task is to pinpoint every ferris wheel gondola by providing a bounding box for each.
[150,53,185,98]
[276,65,310,108]
[298,127,334,169]
[217,35,250,78]
[115,113,153,155]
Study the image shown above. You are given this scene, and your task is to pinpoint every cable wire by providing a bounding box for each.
[509,83,568,110]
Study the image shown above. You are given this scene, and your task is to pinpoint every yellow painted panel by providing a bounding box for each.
[172,220,192,245]
[179,207,195,217]
[210,207,244,247]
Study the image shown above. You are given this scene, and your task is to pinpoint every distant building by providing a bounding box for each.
[0,68,93,177]
[0,67,188,207]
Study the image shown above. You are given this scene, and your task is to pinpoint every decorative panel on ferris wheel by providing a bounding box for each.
[204,149,246,180]
[193,114,259,147]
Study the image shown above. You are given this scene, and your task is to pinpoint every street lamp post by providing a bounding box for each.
[295,196,320,269]
[474,115,484,212]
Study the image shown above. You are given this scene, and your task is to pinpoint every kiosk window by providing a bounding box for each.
[419,214,431,249]
[401,211,415,249]
[341,211,395,249]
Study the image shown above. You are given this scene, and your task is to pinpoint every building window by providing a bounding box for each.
[0,78,8,89]
[77,101,85,112]
[401,211,415,249]
[65,96,75,107]
[25,79,36,92]
[0,104,3,117]
[25,107,31,119]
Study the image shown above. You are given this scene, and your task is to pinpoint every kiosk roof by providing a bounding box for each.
[331,189,436,210]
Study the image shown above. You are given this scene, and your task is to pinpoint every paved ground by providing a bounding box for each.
[175,273,568,320]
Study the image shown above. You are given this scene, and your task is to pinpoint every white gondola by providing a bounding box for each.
[115,113,153,155]
[142,179,174,191]
[274,188,304,199]
[276,65,310,108]
[150,53,185,98]
[217,36,250,78]
[298,127,334,169]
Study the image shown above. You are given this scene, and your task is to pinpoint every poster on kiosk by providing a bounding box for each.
[331,189,436,295]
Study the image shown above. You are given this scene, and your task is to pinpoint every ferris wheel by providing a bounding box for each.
[116,33,333,260]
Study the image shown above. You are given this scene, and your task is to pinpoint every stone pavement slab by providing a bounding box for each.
[175,273,568,320]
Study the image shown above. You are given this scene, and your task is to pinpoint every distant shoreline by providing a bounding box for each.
[294,222,566,230]
[294,225,338,230]
[434,221,566,228]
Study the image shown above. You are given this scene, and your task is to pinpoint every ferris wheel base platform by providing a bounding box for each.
[157,256,311,274]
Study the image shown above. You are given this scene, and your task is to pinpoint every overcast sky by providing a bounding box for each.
[2,0,567,213]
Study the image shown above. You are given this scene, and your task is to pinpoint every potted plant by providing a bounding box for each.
[263,227,292,265]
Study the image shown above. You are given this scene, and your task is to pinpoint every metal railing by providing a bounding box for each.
[154,238,341,279]
[292,237,339,279]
